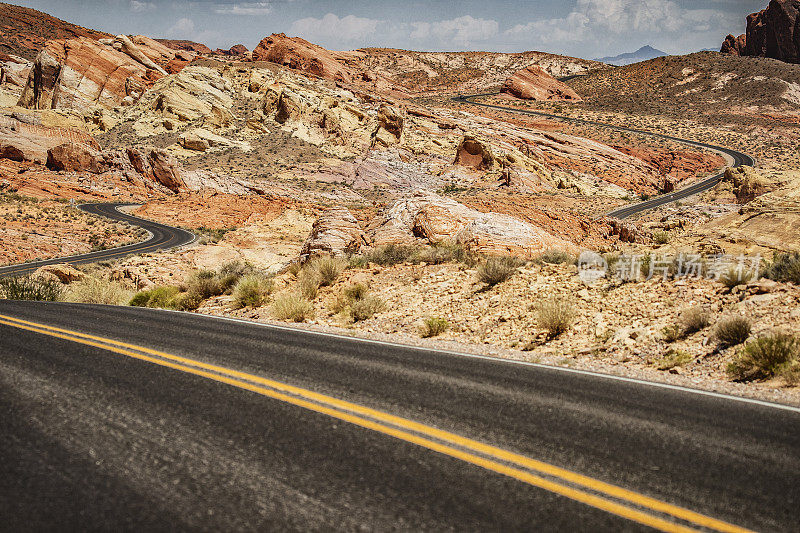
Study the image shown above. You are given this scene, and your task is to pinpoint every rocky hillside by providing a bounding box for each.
[568,51,800,121]
[350,48,606,93]
[0,2,110,60]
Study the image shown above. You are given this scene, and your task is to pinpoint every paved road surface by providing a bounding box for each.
[0,203,195,278]
[452,93,755,219]
[1,301,798,531]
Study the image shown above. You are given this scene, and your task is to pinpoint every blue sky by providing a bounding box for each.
[15,0,767,58]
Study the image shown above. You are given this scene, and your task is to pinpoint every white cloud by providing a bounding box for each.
[410,16,499,47]
[214,3,273,15]
[504,0,737,54]
[290,13,381,42]
[165,17,222,46]
[129,0,155,12]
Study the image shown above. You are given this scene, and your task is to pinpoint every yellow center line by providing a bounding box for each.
[0,313,753,533]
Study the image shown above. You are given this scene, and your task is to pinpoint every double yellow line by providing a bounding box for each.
[0,312,751,533]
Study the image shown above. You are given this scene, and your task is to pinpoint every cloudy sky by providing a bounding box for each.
[17,0,766,59]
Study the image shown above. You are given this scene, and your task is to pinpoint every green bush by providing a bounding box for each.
[0,276,62,301]
[129,286,182,309]
[420,316,449,338]
[415,242,475,266]
[652,231,670,245]
[763,252,800,284]
[662,324,683,343]
[656,349,693,370]
[272,293,314,322]
[727,332,800,381]
[714,316,752,347]
[477,256,524,286]
[360,244,420,266]
[332,283,384,322]
[186,270,223,300]
[217,260,256,293]
[537,297,574,339]
[232,274,274,309]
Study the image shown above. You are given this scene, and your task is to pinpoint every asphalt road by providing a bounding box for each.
[0,203,195,278]
[1,301,798,531]
[452,93,756,219]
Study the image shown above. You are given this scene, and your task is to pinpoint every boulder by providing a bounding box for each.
[300,206,368,262]
[371,104,404,147]
[251,33,352,82]
[0,115,99,165]
[46,142,103,173]
[32,263,85,284]
[454,135,495,170]
[454,213,578,258]
[721,34,747,55]
[501,65,582,101]
[216,44,249,56]
[179,128,250,152]
[147,149,184,191]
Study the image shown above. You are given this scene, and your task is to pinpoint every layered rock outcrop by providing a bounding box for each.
[720,0,800,63]
[501,65,582,101]
[0,115,98,164]
[18,34,191,111]
[300,206,368,262]
[252,33,352,82]
[366,191,576,258]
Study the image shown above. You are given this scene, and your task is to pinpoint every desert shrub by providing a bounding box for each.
[652,231,670,245]
[477,256,524,286]
[361,244,420,266]
[232,274,274,309]
[656,349,693,370]
[714,316,752,347]
[536,297,575,339]
[298,269,320,300]
[171,291,204,311]
[343,282,369,302]
[0,276,62,301]
[186,270,224,300]
[62,277,132,305]
[272,293,314,322]
[535,249,574,265]
[351,296,385,322]
[307,256,346,287]
[217,260,256,293]
[763,252,800,284]
[129,286,181,309]
[679,307,710,335]
[416,242,475,265]
[727,332,800,381]
[420,316,449,338]
[661,324,683,343]
[719,267,753,289]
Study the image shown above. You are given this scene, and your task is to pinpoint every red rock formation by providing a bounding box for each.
[156,39,213,55]
[0,116,99,165]
[0,3,110,61]
[46,143,103,173]
[721,0,800,63]
[251,33,352,82]
[215,44,249,56]
[501,65,582,101]
[721,34,747,55]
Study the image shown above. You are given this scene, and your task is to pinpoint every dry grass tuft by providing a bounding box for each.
[272,293,314,322]
[62,277,132,305]
[536,296,574,339]
[477,256,524,286]
[714,316,752,347]
[420,316,449,338]
[232,274,274,309]
[727,332,800,382]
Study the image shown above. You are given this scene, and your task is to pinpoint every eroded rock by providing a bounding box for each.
[300,206,368,262]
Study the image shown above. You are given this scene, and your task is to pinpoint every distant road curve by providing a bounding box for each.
[451,92,756,219]
[0,203,195,278]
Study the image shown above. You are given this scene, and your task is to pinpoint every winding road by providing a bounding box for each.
[452,93,756,219]
[0,107,792,531]
[0,203,195,279]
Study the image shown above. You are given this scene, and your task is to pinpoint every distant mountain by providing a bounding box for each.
[594,45,667,66]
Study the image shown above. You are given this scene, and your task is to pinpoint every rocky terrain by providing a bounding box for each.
[0,4,798,396]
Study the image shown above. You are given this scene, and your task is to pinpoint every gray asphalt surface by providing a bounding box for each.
[1,301,798,531]
[451,93,755,219]
[0,203,195,278]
